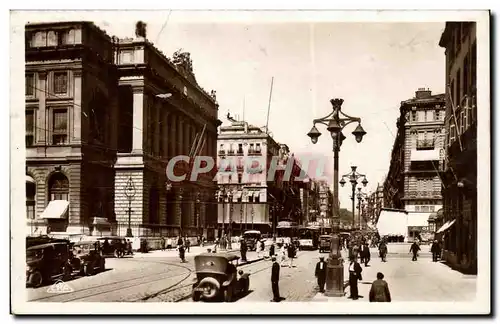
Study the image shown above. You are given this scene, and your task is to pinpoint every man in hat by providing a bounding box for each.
[315,256,327,293]
[270,256,281,302]
[348,255,363,300]
[430,240,440,262]
[369,272,391,302]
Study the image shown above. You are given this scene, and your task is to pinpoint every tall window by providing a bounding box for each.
[26,110,35,147]
[237,174,242,184]
[52,109,68,145]
[26,180,36,219]
[47,31,58,46]
[256,143,261,153]
[53,72,68,94]
[26,74,35,96]
[425,110,433,122]
[49,173,69,201]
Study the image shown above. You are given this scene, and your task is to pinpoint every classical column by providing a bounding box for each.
[72,69,82,144]
[36,72,47,145]
[154,98,161,156]
[169,114,177,158]
[131,86,144,154]
[177,117,184,156]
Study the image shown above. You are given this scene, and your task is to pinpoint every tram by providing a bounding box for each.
[297,226,320,250]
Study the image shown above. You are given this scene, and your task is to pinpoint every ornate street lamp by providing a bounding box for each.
[124,176,136,238]
[340,166,368,229]
[356,187,368,231]
[306,98,366,297]
[217,187,226,248]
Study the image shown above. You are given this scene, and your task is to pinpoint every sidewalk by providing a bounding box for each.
[312,247,476,302]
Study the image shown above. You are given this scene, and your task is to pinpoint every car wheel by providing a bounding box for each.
[63,265,72,281]
[192,290,201,302]
[84,263,94,276]
[99,259,105,272]
[28,271,43,288]
[224,288,233,302]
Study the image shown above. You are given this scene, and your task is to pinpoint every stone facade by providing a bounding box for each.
[439,22,477,274]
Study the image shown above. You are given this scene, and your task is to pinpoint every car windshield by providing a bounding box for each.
[299,231,314,239]
[243,232,260,239]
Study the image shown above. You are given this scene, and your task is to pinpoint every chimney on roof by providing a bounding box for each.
[415,88,432,99]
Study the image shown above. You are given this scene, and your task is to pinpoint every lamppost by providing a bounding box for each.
[340,166,368,230]
[217,187,226,245]
[356,187,368,231]
[307,98,367,297]
[196,192,201,237]
[227,191,233,250]
[124,176,136,238]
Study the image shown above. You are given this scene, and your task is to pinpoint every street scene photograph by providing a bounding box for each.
[10,9,490,315]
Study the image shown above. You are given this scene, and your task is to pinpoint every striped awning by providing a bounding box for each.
[436,219,456,234]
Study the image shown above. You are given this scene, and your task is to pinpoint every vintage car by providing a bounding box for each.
[242,230,261,251]
[192,253,250,302]
[319,235,333,253]
[97,236,126,258]
[70,241,106,276]
[26,242,72,288]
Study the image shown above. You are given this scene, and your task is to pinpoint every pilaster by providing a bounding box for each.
[36,72,47,145]
[131,85,144,154]
[72,69,82,144]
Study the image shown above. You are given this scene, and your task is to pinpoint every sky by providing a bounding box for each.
[20,11,446,210]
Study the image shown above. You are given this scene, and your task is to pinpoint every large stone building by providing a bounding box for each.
[316,180,333,233]
[25,21,219,238]
[438,22,477,274]
[383,88,446,241]
[216,117,304,237]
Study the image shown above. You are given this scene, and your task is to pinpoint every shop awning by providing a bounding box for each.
[376,209,408,236]
[436,219,456,233]
[39,200,69,219]
[26,175,36,184]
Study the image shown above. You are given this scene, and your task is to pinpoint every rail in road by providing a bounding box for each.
[29,250,256,303]
[29,259,194,303]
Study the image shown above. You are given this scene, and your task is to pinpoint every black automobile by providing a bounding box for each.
[97,236,126,258]
[26,241,72,288]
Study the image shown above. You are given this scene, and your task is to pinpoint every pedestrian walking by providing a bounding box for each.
[431,240,440,262]
[287,242,296,267]
[178,244,186,263]
[378,241,388,262]
[185,237,191,253]
[240,238,248,262]
[279,244,287,266]
[361,243,371,267]
[348,255,363,300]
[269,243,275,259]
[160,236,166,251]
[409,241,420,261]
[270,256,281,302]
[369,272,391,302]
[315,256,327,293]
[126,239,133,256]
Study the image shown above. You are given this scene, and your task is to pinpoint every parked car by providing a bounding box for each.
[97,236,126,258]
[70,241,106,276]
[192,253,250,302]
[26,235,69,248]
[26,241,72,288]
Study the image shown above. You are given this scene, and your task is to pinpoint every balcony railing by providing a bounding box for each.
[236,150,244,156]
[416,139,435,150]
[247,149,262,156]
[404,190,442,199]
[218,150,226,156]
[227,150,235,156]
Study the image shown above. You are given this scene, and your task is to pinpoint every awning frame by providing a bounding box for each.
[39,200,69,219]
[436,219,456,233]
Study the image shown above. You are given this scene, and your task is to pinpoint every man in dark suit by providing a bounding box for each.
[348,255,363,300]
[240,238,248,262]
[270,256,281,302]
[369,272,391,302]
[409,241,421,261]
[430,240,440,262]
[361,243,371,267]
[315,256,327,293]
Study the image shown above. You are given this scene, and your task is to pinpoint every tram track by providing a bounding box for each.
[30,259,194,303]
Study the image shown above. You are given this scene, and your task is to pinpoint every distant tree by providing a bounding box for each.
[339,208,353,222]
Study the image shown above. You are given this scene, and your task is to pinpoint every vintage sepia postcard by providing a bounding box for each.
[10,9,490,315]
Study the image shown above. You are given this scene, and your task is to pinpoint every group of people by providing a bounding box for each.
[101,238,133,257]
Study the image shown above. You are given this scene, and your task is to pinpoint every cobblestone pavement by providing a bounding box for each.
[27,248,262,302]
[312,244,477,303]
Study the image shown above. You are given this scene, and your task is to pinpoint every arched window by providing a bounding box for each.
[26,176,36,219]
[49,173,69,201]
[47,31,58,46]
